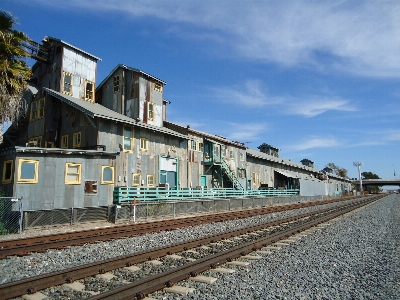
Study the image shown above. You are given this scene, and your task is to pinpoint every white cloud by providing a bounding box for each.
[44,0,400,78]
[286,97,357,117]
[288,137,340,151]
[224,122,269,142]
[212,80,281,107]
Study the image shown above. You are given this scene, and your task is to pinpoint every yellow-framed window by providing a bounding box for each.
[38,98,45,119]
[113,75,120,93]
[147,174,154,186]
[30,101,38,121]
[45,141,54,148]
[28,136,42,147]
[17,159,39,184]
[153,81,163,92]
[123,126,134,152]
[148,102,154,120]
[101,166,114,184]
[63,71,73,95]
[140,138,148,151]
[61,135,68,149]
[253,172,260,185]
[2,160,13,184]
[85,80,95,102]
[132,173,141,186]
[73,132,81,148]
[65,163,81,184]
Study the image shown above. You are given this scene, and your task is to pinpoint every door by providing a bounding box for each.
[159,156,178,189]
[200,175,207,187]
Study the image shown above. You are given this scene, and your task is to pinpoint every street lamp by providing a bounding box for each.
[393,164,396,180]
[353,162,363,193]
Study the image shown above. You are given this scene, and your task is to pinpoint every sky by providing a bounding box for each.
[2,0,400,184]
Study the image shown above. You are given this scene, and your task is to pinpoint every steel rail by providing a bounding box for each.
[0,195,382,299]
[0,196,360,258]
[90,196,381,300]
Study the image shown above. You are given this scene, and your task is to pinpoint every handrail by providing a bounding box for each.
[113,187,299,203]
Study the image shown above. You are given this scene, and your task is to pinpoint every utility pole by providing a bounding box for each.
[393,164,396,180]
[353,162,363,194]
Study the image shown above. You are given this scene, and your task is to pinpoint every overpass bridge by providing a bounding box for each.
[350,179,400,186]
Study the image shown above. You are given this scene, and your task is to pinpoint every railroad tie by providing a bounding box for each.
[208,267,236,274]
[190,275,218,284]
[164,285,196,296]
[21,292,47,300]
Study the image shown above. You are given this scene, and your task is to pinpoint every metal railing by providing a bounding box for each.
[113,187,300,203]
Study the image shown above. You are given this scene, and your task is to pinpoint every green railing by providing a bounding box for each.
[113,187,300,203]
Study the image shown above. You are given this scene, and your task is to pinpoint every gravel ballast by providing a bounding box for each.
[150,194,399,300]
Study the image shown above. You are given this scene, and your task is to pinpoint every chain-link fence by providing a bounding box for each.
[112,194,337,223]
[0,197,23,235]
[0,194,339,235]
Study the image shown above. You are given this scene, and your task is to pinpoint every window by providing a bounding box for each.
[2,160,13,184]
[147,174,154,186]
[190,140,197,151]
[61,135,68,149]
[45,142,54,148]
[73,132,81,148]
[240,152,245,161]
[148,102,154,120]
[17,159,39,184]
[38,98,45,118]
[198,143,204,152]
[101,166,114,184]
[85,181,97,194]
[230,150,234,159]
[113,75,120,93]
[238,168,246,179]
[63,72,73,95]
[85,81,95,102]
[153,81,163,92]
[65,163,81,184]
[253,172,260,185]
[28,136,42,147]
[222,148,227,157]
[30,101,37,121]
[140,138,148,151]
[132,174,141,186]
[123,126,134,152]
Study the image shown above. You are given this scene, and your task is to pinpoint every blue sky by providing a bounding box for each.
[3,0,400,182]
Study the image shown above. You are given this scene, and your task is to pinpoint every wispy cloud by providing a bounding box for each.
[285,97,357,117]
[288,136,340,151]
[223,122,269,142]
[212,80,281,107]
[37,0,400,78]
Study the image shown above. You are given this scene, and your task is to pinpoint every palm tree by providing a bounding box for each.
[0,11,31,142]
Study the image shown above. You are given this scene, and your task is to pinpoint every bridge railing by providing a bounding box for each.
[113,187,300,203]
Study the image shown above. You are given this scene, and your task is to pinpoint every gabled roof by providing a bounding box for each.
[45,36,102,61]
[44,88,188,140]
[97,64,166,90]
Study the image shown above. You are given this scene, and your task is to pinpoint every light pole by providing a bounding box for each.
[392,164,396,180]
[353,162,363,193]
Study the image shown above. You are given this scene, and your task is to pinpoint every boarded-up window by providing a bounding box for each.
[2,160,13,184]
[85,181,97,194]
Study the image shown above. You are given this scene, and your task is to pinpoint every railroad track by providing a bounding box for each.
[0,196,361,258]
[0,194,383,299]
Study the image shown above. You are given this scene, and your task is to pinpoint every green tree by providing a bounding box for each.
[326,162,348,178]
[361,171,381,194]
[0,11,31,142]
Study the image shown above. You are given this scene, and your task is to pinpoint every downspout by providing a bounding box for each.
[121,70,125,115]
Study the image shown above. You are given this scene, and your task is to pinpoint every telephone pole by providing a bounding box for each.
[353,162,363,193]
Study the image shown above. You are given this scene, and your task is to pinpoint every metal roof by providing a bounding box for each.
[0,146,119,157]
[43,88,188,140]
[97,64,166,90]
[45,36,102,61]
[164,121,246,148]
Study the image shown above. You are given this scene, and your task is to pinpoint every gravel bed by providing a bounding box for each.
[149,194,399,300]
[0,198,361,286]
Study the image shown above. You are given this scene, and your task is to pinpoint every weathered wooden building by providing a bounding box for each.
[0,36,351,211]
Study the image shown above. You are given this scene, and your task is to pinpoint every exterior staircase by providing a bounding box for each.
[211,158,244,190]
